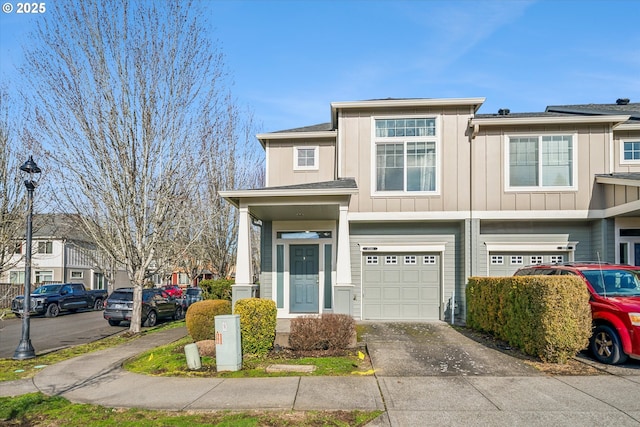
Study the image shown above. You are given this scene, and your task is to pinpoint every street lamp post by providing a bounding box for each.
[13,155,41,360]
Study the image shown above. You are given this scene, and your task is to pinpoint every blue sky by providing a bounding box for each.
[1,0,639,133]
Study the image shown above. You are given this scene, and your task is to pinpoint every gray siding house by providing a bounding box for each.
[221,98,640,322]
[2,214,128,291]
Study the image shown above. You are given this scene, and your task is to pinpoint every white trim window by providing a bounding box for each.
[373,117,438,194]
[385,256,398,265]
[35,270,54,283]
[621,140,640,164]
[294,146,319,170]
[366,256,379,265]
[491,255,504,265]
[550,255,564,264]
[530,256,543,265]
[506,134,576,190]
[71,271,83,279]
[404,255,417,264]
[423,255,436,264]
[37,241,53,254]
[510,256,524,265]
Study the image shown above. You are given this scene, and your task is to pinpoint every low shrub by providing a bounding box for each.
[185,299,231,342]
[233,298,277,356]
[289,314,356,351]
[199,278,233,301]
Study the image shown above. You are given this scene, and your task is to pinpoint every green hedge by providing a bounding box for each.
[185,299,232,342]
[233,298,277,356]
[199,278,233,301]
[466,275,592,363]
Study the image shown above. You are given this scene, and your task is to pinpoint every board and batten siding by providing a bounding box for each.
[266,138,336,188]
[338,106,475,214]
[472,124,614,212]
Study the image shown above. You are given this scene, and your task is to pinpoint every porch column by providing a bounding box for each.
[232,206,255,307]
[334,203,353,315]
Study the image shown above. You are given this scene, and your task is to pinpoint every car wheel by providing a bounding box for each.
[94,299,104,310]
[108,319,121,326]
[45,303,60,318]
[590,324,628,365]
[173,306,183,320]
[144,310,157,327]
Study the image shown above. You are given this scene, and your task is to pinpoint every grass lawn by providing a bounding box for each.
[125,336,375,378]
[1,393,383,426]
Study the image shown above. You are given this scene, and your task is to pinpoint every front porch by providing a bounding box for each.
[222,179,359,319]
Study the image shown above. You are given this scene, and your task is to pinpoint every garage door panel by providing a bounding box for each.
[364,270,382,282]
[383,270,401,282]
[402,270,420,282]
[363,252,441,321]
[382,288,401,299]
[402,287,420,300]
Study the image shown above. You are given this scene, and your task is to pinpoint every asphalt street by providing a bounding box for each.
[0,310,126,358]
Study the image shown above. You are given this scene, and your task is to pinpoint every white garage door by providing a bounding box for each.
[362,252,440,320]
[488,252,569,277]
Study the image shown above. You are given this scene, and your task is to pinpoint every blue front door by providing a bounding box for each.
[290,245,319,313]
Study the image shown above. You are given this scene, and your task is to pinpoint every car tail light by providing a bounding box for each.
[629,313,640,326]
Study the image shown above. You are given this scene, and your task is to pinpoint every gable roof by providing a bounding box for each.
[31,214,92,241]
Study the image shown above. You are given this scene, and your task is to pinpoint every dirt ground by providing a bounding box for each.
[454,326,605,376]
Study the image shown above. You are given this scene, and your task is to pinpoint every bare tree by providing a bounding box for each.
[0,88,27,282]
[198,98,263,280]
[21,0,232,333]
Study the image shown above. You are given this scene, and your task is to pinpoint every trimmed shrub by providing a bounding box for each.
[233,298,277,356]
[289,314,356,351]
[199,278,233,301]
[185,299,231,342]
[466,275,592,363]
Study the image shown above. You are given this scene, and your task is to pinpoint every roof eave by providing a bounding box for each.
[219,187,359,208]
[471,115,631,127]
[331,97,486,128]
[256,130,337,147]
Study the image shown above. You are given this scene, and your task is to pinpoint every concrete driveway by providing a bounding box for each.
[359,321,541,377]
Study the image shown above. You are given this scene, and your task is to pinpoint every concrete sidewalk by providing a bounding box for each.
[2,324,640,426]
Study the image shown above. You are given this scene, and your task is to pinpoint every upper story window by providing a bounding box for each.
[294,146,318,170]
[621,140,640,164]
[506,134,576,190]
[37,241,53,254]
[374,118,438,194]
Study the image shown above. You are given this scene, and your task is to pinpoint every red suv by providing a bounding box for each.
[514,263,640,365]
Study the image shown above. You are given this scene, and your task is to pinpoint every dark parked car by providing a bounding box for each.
[514,262,640,365]
[11,283,107,318]
[180,287,203,312]
[103,287,183,327]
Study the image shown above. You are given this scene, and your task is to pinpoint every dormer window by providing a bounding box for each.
[294,146,319,170]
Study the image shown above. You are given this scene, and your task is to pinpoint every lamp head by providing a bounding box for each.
[19,156,41,188]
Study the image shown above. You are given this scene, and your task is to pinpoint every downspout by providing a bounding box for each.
[608,124,614,174]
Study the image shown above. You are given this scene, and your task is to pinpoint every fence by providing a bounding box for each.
[0,283,23,309]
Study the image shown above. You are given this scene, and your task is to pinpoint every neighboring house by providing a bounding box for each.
[220,97,640,323]
[1,214,129,291]
[170,269,217,287]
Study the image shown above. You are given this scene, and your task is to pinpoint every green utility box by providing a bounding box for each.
[215,314,242,371]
